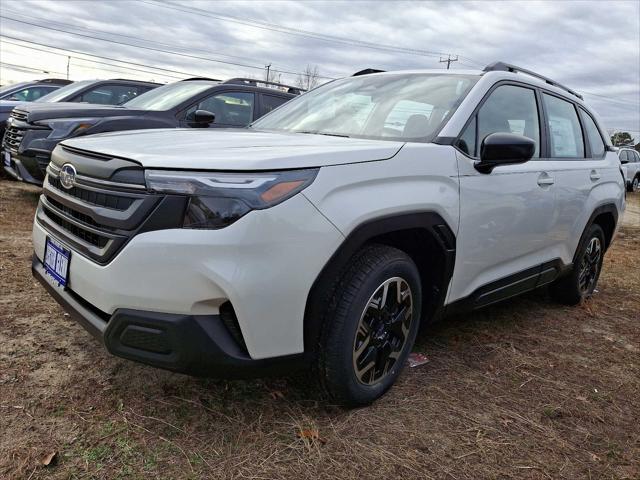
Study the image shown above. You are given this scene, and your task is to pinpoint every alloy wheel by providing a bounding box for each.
[352,277,413,385]
[633,177,639,192]
[578,237,602,294]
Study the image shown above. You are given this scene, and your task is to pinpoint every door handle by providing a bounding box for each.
[537,172,555,187]
[590,170,601,181]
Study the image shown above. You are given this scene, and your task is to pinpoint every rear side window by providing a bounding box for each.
[579,109,605,158]
[458,84,540,157]
[261,95,289,116]
[543,94,584,158]
[74,84,150,105]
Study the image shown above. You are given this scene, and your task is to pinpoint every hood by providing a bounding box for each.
[62,129,405,170]
[14,102,147,122]
[0,100,25,113]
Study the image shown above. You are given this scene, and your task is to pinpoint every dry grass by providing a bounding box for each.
[1,179,638,479]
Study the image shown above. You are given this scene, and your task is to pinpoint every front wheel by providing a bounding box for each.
[318,244,422,407]
[550,224,605,305]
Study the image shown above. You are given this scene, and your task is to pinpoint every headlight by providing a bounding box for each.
[145,169,318,229]
[35,118,99,139]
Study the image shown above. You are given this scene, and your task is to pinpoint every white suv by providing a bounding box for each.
[32,62,625,406]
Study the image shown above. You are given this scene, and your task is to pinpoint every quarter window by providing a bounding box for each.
[579,109,605,158]
[261,95,289,115]
[458,85,540,157]
[543,94,584,158]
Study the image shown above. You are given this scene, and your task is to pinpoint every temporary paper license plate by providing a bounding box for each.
[44,237,71,287]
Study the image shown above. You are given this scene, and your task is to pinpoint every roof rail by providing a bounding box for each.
[222,77,304,95]
[353,68,386,76]
[179,77,221,82]
[483,62,583,100]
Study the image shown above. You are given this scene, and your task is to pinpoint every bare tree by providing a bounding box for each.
[296,64,320,91]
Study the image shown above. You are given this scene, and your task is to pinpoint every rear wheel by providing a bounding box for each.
[632,176,639,193]
[550,224,605,305]
[317,244,421,406]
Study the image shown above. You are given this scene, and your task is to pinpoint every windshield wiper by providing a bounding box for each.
[296,130,350,138]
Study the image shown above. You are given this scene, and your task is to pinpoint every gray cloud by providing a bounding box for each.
[1,0,638,136]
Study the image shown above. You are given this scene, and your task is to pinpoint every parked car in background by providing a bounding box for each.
[0,79,74,148]
[0,78,72,102]
[618,147,640,192]
[2,78,299,185]
[31,63,624,406]
[2,78,160,182]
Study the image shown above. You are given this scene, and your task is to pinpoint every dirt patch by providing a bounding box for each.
[1,179,639,479]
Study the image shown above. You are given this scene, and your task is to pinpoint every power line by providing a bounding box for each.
[0,14,336,80]
[140,0,487,68]
[0,61,67,76]
[0,37,187,80]
[0,7,305,77]
[580,90,640,107]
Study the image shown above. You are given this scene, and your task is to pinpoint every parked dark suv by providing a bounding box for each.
[2,78,159,177]
[3,78,299,185]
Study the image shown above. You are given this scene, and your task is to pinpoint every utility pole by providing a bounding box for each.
[66,56,70,79]
[265,63,271,82]
[439,55,458,70]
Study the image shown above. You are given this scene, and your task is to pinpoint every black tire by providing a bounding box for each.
[317,244,422,407]
[629,175,640,193]
[550,224,605,305]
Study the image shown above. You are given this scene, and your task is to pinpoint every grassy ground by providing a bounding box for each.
[1,179,638,479]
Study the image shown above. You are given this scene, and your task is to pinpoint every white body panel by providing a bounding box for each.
[33,193,344,359]
[63,129,404,170]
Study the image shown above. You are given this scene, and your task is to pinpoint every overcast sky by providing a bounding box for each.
[0,0,638,137]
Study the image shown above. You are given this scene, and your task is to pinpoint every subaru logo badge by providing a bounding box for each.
[59,163,77,189]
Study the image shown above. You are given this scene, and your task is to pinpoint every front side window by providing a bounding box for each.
[458,84,540,157]
[579,109,605,158]
[36,80,95,103]
[186,92,255,126]
[252,73,479,142]
[75,84,149,105]
[543,94,584,158]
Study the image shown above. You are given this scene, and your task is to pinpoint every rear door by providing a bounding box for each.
[450,83,561,304]
[547,100,617,262]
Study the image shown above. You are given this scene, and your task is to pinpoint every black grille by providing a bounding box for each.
[42,207,109,248]
[2,125,24,151]
[47,176,135,210]
[10,110,27,122]
[46,197,114,231]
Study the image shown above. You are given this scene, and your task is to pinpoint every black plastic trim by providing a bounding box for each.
[304,212,456,357]
[32,255,305,378]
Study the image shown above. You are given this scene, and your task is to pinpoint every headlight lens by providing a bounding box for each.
[145,169,318,229]
[35,118,99,139]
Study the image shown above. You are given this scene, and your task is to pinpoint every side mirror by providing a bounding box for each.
[192,109,215,127]
[476,132,536,174]
[8,96,20,101]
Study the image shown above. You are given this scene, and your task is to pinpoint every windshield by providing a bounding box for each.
[252,73,479,142]
[36,80,94,103]
[123,81,215,111]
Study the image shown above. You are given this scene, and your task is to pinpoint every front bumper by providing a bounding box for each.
[32,192,344,361]
[33,256,306,377]
[3,150,47,185]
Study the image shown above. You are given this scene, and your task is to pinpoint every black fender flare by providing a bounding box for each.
[303,211,456,357]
